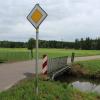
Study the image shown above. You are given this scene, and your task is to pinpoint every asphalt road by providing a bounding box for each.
[0,55,100,92]
[0,60,42,92]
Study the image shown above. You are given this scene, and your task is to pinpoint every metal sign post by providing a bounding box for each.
[35,27,39,95]
[27,4,48,96]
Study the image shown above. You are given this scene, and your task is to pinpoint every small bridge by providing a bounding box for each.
[47,56,71,80]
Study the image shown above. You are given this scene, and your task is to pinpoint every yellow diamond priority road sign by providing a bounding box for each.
[27,4,48,29]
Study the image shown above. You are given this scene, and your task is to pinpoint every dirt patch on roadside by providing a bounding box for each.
[69,64,89,77]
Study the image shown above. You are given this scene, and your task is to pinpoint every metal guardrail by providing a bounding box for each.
[51,66,70,80]
[48,56,68,75]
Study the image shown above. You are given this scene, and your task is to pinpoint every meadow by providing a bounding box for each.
[0,48,100,62]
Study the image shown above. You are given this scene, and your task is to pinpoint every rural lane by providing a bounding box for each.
[0,55,100,92]
[0,60,42,92]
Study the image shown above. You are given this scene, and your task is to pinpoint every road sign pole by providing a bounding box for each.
[27,3,47,97]
[35,27,39,96]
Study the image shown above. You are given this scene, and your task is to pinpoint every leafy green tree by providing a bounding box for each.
[27,38,35,59]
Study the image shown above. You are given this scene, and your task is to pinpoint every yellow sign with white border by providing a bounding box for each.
[27,4,47,29]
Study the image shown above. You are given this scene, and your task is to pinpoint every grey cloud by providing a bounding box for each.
[0,0,100,41]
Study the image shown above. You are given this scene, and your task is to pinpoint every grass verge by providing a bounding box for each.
[71,59,100,78]
[0,78,99,100]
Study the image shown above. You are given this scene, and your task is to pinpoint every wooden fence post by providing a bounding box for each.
[71,52,75,63]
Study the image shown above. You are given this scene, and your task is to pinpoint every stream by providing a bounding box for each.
[55,73,100,94]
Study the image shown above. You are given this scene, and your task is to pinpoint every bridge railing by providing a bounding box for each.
[48,56,68,75]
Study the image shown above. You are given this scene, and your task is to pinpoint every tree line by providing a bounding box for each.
[0,41,26,48]
[39,40,74,48]
[0,37,100,50]
[0,40,75,49]
[75,37,100,50]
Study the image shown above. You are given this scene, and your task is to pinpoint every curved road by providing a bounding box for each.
[0,55,100,92]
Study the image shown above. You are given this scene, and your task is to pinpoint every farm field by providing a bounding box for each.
[0,48,100,62]
[0,48,31,62]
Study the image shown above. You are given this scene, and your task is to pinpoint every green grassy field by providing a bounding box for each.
[0,48,31,62]
[0,48,100,62]
[75,59,100,75]
[0,78,99,100]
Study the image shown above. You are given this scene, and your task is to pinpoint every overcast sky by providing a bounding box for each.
[0,0,100,42]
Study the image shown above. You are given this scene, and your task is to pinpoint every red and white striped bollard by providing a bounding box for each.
[42,55,48,75]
